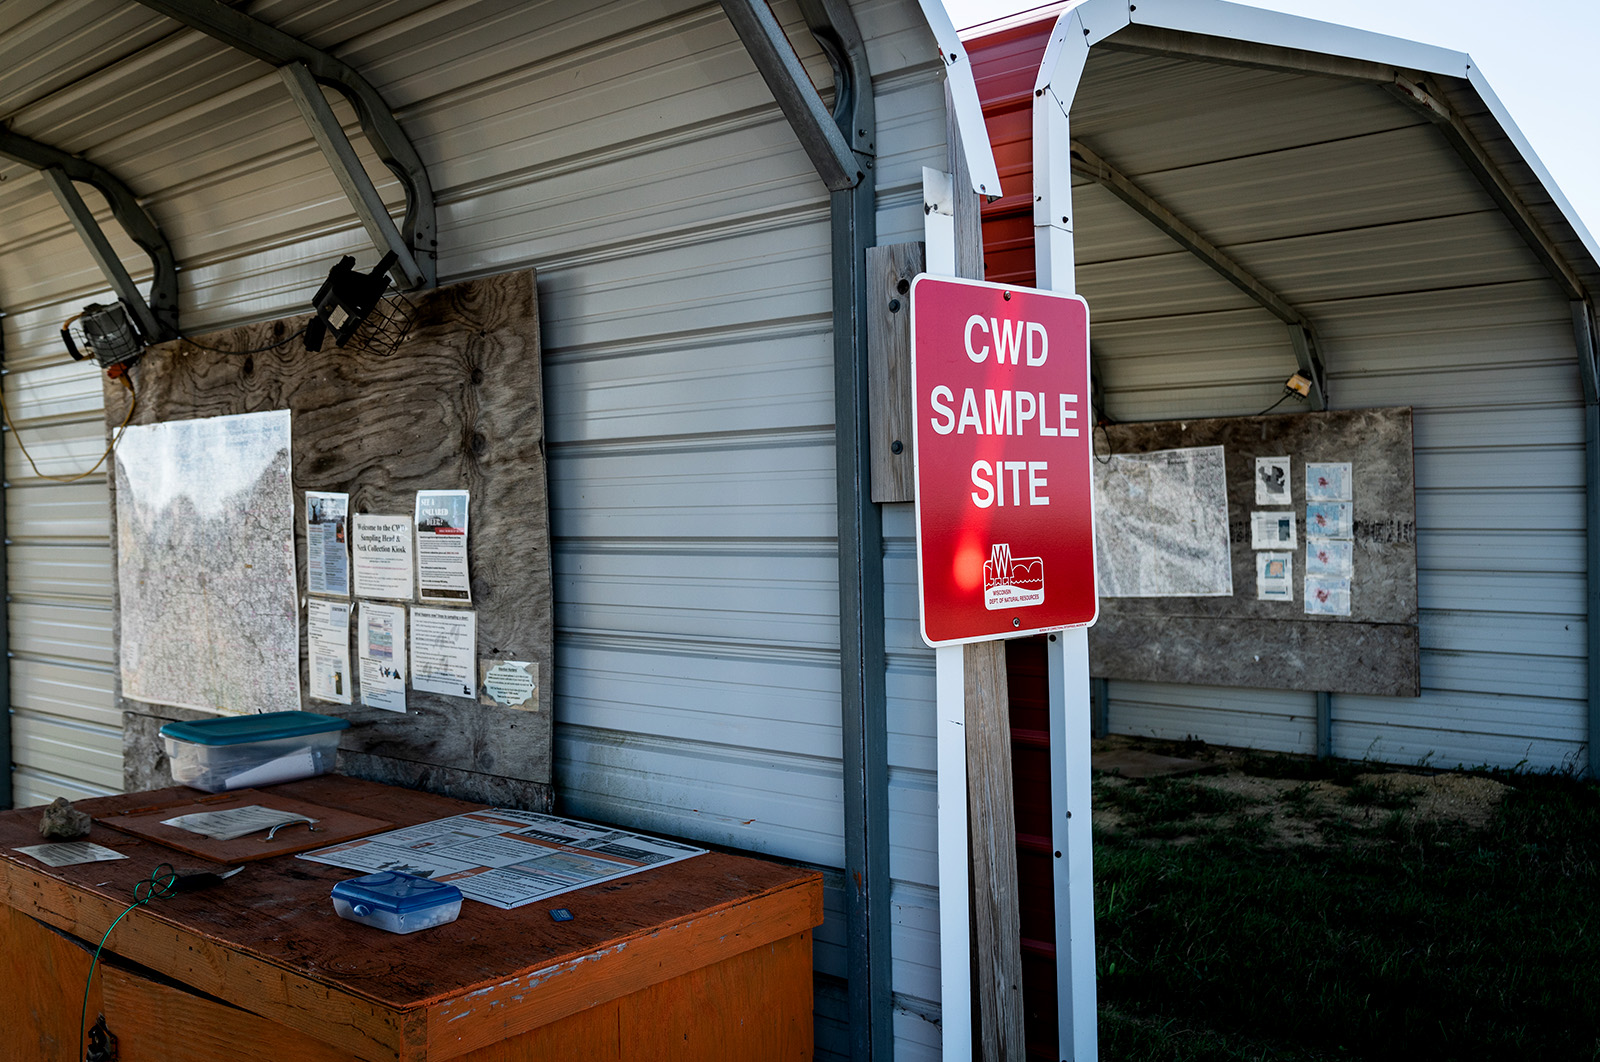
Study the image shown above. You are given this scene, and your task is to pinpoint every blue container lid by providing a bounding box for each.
[332,871,461,913]
[159,711,349,747]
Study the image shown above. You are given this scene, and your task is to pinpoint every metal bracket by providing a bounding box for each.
[718,0,869,192]
[0,127,179,341]
[130,0,436,290]
[1070,137,1329,409]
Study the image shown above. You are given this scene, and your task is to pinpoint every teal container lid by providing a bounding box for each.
[159,711,349,747]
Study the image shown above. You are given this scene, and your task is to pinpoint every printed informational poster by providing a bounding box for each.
[1307,539,1354,576]
[480,660,537,708]
[1256,552,1293,601]
[411,607,477,698]
[1305,574,1352,616]
[415,490,471,602]
[1255,456,1291,506]
[113,409,299,715]
[352,514,414,600]
[1306,502,1353,539]
[308,599,352,705]
[1093,445,1233,597]
[306,491,350,597]
[1306,462,1353,502]
[299,807,706,910]
[359,602,407,713]
[1251,510,1297,550]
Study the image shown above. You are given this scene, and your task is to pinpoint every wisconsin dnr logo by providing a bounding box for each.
[983,543,1044,610]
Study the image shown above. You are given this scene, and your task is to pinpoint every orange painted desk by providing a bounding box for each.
[0,775,821,1061]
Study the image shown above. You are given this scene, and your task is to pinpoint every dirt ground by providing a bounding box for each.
[1091,735,1513,845]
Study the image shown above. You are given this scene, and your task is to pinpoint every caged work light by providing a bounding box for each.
[61,301,146,376]
[304,251,415,356]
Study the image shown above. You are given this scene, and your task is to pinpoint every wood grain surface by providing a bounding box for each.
[1089,407,1420,695]
[0,776,822,1062]
[105,270,553,808]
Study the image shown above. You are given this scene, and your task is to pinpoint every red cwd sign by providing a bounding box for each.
[910,275,1098,646]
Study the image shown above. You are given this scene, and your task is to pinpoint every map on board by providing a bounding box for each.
[114,410,300,714]
[1093,445,1233,597]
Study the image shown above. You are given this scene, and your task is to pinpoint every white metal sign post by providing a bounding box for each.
[1035,9,1103,1057]
[918,160,1100,1058]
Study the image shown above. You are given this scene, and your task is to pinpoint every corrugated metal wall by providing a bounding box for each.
[973,24,1589,773]
[0,1,956,1055]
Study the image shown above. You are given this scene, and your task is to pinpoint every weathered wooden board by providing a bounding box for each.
[105,270,553,807]
[1089,407,1419,696]
[0,775,822,1062]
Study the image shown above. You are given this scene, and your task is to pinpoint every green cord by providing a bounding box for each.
[79,864,177,1061]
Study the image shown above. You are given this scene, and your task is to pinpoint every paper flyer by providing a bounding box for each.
[1305,575,1352,616]
[415,490,471,603]
[411,607,477,698]
[1256,552,1293,601]
[1306,462,1353,502]
[162,805,315,841]
[1306,502,1353,539]
[1255,456,1291,506]
[1250,510,1297,550]
[308,599,352,704]
[13,842,127,867]
[1307,538,1355,576]
[299,808,706,909]
[306,491,350,597]
[352,514,414,600]
[359,602,408,713]
[480,660,537,708]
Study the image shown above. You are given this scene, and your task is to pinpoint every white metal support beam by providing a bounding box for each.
[1033,5,1130,1059]
[130,0,435,290]
[37,168,164,343]
[0,127,179,340]
[1389,75,1585,301]
[912,0,1003,198]
[719,0,863,192]
[279,62,422,291]
[1069,138,1328,410]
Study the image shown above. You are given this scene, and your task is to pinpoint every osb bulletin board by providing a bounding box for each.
[106,269,554,809]
[1089,407,1419,697]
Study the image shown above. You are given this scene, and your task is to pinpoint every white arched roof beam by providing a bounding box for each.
[0,126,180,342]
[130,0,436,291]
[913,0,1003,198]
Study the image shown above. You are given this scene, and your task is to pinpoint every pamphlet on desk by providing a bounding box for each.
[300,808,705,909]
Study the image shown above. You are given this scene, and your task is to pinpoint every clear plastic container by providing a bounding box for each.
[331,872,463,934]
[159,711,350,792]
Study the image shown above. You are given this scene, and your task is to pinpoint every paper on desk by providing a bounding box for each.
[162,805,317,841]
[299,808,705,909]
[13,841,128,867]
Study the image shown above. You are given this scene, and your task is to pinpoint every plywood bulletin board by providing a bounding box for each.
[106,269,554,809]
[1089,407,1419,696]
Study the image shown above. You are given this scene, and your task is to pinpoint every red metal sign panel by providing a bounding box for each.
[910,275,1097,646]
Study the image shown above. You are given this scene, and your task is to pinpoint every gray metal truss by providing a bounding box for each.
[131,0,435,290]
[0,126,179,341]
[1069,137,1329,410]
[718,1,890,1057]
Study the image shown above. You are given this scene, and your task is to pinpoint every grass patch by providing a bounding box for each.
[1091,770,1600,1060]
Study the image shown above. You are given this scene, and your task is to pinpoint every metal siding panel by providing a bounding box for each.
[11,710,121,791]
[0,2,953,1054]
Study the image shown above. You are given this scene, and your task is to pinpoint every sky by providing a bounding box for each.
[941,0,1600,244]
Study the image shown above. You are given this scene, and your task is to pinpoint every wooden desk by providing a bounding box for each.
[0,776,821,1061]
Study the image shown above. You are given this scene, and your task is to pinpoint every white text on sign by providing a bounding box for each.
[927,314,1085,509]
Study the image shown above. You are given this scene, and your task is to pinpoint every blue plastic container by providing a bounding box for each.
[331,872,463,934]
